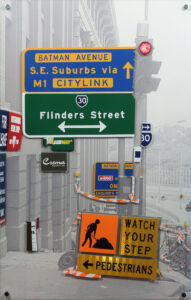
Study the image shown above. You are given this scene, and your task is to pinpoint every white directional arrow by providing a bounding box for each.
[142,124,151,131]
[58,121,107,133]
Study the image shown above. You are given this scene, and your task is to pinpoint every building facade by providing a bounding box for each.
[0,0,119,256]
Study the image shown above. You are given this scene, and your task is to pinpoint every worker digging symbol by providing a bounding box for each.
[81,219,100,248]
[81,218,114,250]
[79,213,118,255]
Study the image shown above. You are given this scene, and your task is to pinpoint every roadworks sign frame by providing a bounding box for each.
[76,213,161,281]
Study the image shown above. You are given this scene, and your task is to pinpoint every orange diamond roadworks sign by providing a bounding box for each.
[79,213,118,255]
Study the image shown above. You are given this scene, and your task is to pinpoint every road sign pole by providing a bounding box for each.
[118,138,126,216]
[139,97,147,216]
[133,20,161,216]
[133,23,149,216]
[133,93,144,216]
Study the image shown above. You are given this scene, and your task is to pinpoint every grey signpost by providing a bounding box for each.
[133,22,161,216]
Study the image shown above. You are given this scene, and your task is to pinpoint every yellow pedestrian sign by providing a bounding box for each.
[77,254,157,281]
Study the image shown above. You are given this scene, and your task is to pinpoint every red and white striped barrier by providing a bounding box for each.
[160,225,185,241]
[75,185,139,205]
[160,224,191,257]
[63,267,101,279]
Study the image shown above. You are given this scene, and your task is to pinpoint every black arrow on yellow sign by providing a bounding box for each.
[83,260,93,270]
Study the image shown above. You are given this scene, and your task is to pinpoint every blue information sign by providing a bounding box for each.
[23,47,135,93]
[93,162,119,198]
[124,162,134,176]
[0,154,6,225]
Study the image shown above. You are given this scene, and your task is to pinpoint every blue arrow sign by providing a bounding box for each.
[142,123,151,131]
[141,123,152,147]
[22,47,135,93]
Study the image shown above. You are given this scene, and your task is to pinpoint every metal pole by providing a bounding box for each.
[75,172,80,213]
[184,222,188,277]
[133,93,146,216]
[118,138,126,216]
[158,150,161,202]
[145,0,149,21]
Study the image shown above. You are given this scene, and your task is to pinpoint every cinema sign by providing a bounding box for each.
[41,152,67,172]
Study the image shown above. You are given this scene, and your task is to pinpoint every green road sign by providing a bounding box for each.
[23,93,135,138]
[43,137,74,151]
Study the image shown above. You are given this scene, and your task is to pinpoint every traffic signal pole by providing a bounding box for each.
[133,23,149,216]
[133,22,161,216]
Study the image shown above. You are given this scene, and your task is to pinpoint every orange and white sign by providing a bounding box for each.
[79,213,118,255]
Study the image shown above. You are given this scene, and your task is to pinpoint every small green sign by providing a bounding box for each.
[23,93,135,137]
[43,137,74,151]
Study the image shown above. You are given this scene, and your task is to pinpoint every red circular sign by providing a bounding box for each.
[139,41,152,55]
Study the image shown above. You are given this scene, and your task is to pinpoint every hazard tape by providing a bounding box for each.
[75,185,139,205]
[160,225,185,240]
[160,225,191,258]
[161,255,170,263]
[0,217,5,225]
[63,267,101,279]
[160,225,178,234]
[73,213,82,224]
[182,243,191,252]
[170,239,178,250]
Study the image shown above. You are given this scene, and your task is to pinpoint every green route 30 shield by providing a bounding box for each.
[23,93,135,138]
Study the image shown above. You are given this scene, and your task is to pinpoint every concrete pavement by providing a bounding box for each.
[0,252,190,300]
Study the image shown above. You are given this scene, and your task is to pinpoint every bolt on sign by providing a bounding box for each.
[77,254,157,281]
[120,216,159,258]
[22,47,135,93]
[79,213,118,255]
[93,162,119,198]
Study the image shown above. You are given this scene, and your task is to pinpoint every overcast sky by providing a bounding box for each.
[114,0,191,128]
